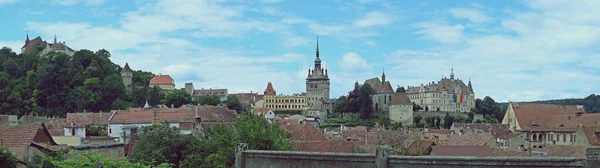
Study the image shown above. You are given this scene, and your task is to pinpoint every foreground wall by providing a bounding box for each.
[235,144,600,168]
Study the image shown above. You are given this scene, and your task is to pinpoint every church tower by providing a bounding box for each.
[306,36,330,107]
[121,63,134,92]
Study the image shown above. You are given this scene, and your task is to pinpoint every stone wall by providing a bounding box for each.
[235,144,600,168]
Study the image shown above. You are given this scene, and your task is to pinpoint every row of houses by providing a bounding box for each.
[0,105,237,166]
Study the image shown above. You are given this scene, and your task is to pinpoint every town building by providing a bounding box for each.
[389,92,414,125]
[21,34,75,56]
[364,71,395,117]
[306,37,331,109]
[0,123,61,166]
[149,74,176,91]
[193,88,228,103]
[406,69,475,113]
[262,82,308,111]
[120,63,133,93]
[107,105,237,143]
[231,91,264,112]
[501,102,600,150]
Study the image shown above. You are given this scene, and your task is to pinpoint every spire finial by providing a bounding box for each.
[450,67,455,79]
[316,35,319,50]
[54,34,57,44]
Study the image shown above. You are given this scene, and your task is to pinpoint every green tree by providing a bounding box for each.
[334,96,348,114]
[148,86,164,107]
[225,95,242,113]
[412,102,422,112]
[163,90,192,108]
[395,86,406,93]
[95,48,111,58]
[0,147,18,168]
[196,94,220,106]
[413,115,422,127]
[358,84,375,120]
[131,122,196,167]
[424,106,429,112]
[236,113,293,151]
[443,112,454,129]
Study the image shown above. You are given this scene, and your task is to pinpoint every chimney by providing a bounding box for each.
[152,109,160,125]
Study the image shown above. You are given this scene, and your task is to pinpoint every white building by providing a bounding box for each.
[107,105,237,142]
[406,69,475,113]
[388,92,414,125]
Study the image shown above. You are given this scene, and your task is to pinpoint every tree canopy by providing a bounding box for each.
[163,90,192,108]
[225,95,242,113]
[195,94,220,106]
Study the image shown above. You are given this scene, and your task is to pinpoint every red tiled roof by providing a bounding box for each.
[408,140,435,155]
[264,82,276,95]
[511,103,584,131]
[292,125,326,142]
[254,107,271,115]
[364,78,381,91]
[452,123,514,139]
[390,92,412,105]
[280,119,303,134]
[377,81,394,93]
[0,123,57,148]
[149,75,174,85]
[108,106,237,124]
[66,112,112,127]
[293,141,359,153]
[439,132,492,146]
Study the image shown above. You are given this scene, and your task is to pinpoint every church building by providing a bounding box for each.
[21,34,75,56]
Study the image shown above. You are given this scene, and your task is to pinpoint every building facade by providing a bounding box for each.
[406,69,475,113]
[364,72,395,117]
[149,74,176,91]
[389,92,414,125]
[21,34,75,56]
[120,63,133,93]
[263,82,308,111]
[192,88,228,103]
[306,37,330,108]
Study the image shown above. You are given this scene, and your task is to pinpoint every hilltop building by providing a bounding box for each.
[363,71,396,117]
[21,34,75,56]
[181,83,229,103]
[120,63,133,93]
[406,69,475,113]
[306,36,331,108]
[389,92,414,125]
[149,74,176,92]
[262,82,307,111]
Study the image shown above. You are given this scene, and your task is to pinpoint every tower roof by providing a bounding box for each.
[264,82,276,95]
[121,63,133,73]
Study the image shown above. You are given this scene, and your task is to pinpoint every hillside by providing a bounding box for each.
[498,94,600,113]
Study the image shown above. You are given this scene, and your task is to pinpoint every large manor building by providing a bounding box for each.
[262,82,307,110]
[21,34,75,56]
[406,69,475,113]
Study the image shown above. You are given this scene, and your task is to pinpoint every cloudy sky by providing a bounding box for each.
[1,0,599,102]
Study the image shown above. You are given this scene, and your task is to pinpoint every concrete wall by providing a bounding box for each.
[389,104,413,125]
[235,144,600,168]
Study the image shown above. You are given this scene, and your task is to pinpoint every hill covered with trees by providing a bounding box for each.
[0,47,156,118]
[498,94,600,113]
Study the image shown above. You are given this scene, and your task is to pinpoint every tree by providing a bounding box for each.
[148,86,164,107]
[334,96,348,114]
[196,94,220,106]
[424,106,429,112]
[226,95,242,113]
[0,147,18,168]
[358,84,375,120]
[435,116,441,129]
[131,122,196,167]
[412,102,422,112]
[95,48,111,58]
[395,86,406,93]
[443,112,454,129]
[467,112,475,123]
[413,115,422,127]
[163,90,192,108]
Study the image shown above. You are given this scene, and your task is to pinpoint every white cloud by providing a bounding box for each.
[340,52,370,71]
[0,0,19,5]
[353,11,392,27]
[414,21,464,44]
[260,0,282,4]
[449,7,490,23]
[0,40,24,53]
[23,9,45,15]
[283,36,310,48]
[389,1,600,102]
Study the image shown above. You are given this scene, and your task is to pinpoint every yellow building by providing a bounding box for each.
[262,82,307,110]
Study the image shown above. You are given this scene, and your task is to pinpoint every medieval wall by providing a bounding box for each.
[235,144,599,168]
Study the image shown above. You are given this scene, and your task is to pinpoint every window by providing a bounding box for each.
[109,129,112,134]
[557,135,560,141]
[563,134,566,142]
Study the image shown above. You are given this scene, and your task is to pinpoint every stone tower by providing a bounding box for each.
[121,63,133,92]
[306,36,330,107]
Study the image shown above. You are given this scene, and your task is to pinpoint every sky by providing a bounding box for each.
[1,0,599,102]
